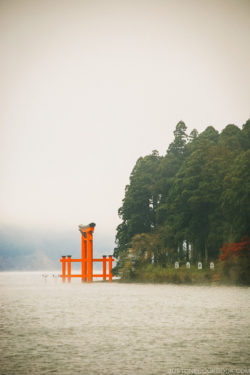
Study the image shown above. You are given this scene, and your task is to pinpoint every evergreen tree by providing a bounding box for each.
[167,121,188,156]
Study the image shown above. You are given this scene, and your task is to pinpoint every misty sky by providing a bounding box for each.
[1,0,250,243]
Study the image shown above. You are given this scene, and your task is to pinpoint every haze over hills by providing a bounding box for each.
[1,0,249,274]
[0,224,115,271]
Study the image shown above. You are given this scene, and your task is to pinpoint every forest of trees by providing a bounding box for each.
[113,119,250,281]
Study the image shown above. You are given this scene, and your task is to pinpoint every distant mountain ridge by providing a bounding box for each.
[0,225,114,271]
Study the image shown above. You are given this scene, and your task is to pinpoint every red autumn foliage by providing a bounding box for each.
[219,236,250,261]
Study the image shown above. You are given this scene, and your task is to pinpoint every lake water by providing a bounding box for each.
[0,272,250,375]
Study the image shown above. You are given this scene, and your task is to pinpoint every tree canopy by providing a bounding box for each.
[113,119,250,277]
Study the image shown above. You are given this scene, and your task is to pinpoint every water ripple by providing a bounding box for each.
[0,273,249,374]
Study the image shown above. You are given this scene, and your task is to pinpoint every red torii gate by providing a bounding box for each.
[60,223,114,282]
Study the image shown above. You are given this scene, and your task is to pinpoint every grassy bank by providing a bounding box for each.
[119,264,221,284]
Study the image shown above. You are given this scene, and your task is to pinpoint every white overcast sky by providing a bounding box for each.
[0,0,250,240]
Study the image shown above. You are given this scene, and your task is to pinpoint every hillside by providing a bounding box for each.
[113,119,250,284]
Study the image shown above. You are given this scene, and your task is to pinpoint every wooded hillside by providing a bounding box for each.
[113,120,250,279]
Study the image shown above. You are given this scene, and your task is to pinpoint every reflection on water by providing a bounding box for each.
[0,272,250,375]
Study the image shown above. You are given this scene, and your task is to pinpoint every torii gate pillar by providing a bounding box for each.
[79,223,95,282]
